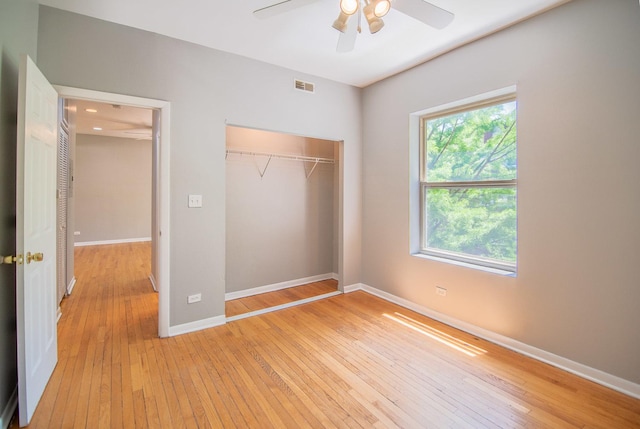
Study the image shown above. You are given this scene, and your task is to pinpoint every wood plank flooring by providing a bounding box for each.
[12,242,640,428]
[225,279,338,318]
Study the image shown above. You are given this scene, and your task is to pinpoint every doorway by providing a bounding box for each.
[68,99,154,292]
[54,86,171,337]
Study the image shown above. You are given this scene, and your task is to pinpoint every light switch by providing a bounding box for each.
[188,194,203,208]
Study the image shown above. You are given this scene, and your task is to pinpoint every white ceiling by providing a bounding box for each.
[39,0,569,87]
[71,99,152,140]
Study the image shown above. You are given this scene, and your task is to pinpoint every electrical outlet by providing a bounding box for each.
[74,231,81,236]
[436,286,447,297]
[187,293,202,304]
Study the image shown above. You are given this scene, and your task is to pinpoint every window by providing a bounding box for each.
[420,91,517,273]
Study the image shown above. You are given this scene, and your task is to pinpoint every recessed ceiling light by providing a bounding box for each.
[93,127,102,131]
[85,108,98,113]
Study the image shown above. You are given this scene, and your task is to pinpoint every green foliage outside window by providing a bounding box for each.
[423,100,517,266]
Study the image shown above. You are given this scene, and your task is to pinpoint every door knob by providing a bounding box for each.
[1,254,24,265]
[26,252,44,264]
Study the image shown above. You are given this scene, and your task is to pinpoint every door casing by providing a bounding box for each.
[55,85,171,337]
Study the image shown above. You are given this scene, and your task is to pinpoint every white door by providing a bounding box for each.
[16,55,59,427]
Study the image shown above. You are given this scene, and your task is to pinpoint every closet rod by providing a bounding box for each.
[226,149,335,164]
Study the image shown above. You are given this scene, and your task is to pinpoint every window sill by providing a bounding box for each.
[411,253,517,277]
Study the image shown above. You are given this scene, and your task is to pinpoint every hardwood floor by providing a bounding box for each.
[12,242,640,428]
[225,279,339,318]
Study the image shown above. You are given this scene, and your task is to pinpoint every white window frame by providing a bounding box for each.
[417,86,518,274]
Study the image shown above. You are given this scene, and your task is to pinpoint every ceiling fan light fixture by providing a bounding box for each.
[332,11,351,33]
[339,0,359,15]
[367,17,384,33]
[363,2,385,33]
[372,0,391,17]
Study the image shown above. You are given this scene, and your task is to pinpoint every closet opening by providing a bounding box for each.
[225,125,341,320]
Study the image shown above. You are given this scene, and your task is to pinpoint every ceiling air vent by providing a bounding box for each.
[294,79,315,94]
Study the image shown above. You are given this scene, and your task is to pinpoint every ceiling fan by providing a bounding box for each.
[253,0,454,53]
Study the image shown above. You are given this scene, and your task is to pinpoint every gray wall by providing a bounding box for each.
[74,134,152,244]
[225,126,336,293]
[37,6,363,327]
[361,0,640,384]
[0,0,39,423]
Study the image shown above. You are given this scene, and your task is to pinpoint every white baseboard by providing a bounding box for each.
[66,276,76,295]
[0,386,17,429]
[343,283,366,293]
[226,290,342,323]
[346,283,640,400]
[225,272,338,301]
[74,237,151,247]
[149,274,158,292]
[168,315,226,337]
[172,274,341,336]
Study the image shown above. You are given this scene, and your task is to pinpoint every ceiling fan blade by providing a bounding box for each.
[254,0,322,19]
[336,14,358,53]
[392,0,454,29]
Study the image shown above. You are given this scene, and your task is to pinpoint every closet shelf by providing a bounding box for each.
[225,149,335,179]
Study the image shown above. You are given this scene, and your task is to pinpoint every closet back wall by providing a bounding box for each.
[226,126,337,294]
[75,134,152,244]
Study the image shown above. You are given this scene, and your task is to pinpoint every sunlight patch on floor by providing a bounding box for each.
[383,312,487,357]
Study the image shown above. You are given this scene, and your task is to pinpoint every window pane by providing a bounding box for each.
[424,187,517,263]
[426,101,517,182]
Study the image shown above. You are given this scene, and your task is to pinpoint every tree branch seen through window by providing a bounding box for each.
[421,98,517,271]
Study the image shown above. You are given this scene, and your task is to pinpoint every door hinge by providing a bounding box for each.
[1,254,24,265]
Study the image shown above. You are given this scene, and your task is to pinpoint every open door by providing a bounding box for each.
[16,55,59,426]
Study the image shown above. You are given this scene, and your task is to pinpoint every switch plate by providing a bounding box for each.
[188,194,202,208]
[188,293,202,304]
[436,286,447,296]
